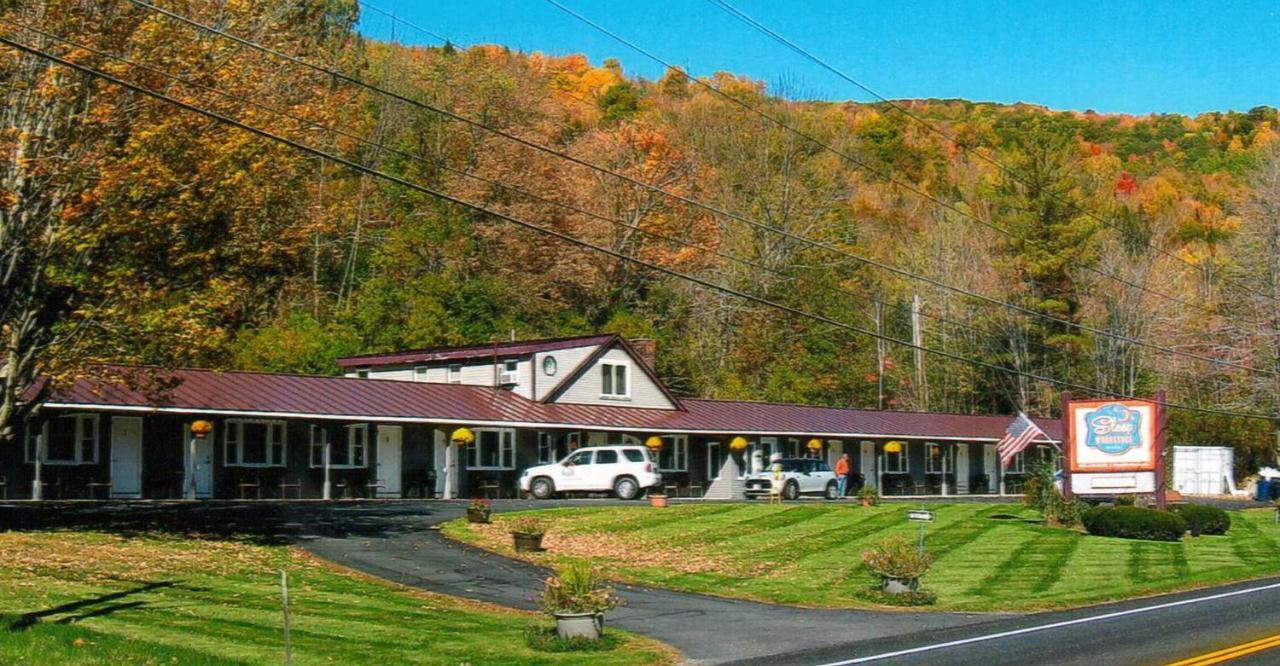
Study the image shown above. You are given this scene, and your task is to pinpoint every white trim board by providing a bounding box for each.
[38,402,1059,443]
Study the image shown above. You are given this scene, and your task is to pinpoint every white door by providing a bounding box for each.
[827,440,843,471]
[110,417,143,498]
[984,444,998,494]
[860,441,876,491]
[183,423,213,498]
[376,425,402,497]
[707,441,722,480]
[955,445,970,495]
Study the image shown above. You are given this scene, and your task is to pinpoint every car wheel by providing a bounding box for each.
[614,476,640,500]
[530,477,555,500]
[825,481,839,500]
[784,480,800,501]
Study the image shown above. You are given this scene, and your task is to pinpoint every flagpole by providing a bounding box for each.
[1061,391,1073,501]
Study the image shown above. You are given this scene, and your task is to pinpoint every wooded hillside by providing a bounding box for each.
[4,1,1279,464]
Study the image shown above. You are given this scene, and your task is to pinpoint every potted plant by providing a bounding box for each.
[541,560,622,640]
[648,491,668,508]
[510,515,548,552]
[466,498,492,524]
[862,535,933,595]
[857,485,880,507]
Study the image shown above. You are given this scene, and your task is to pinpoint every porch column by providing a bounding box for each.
[31,433,43,501]
[443,441,455,500]
[322,438,332,500]
[186,435,197,500]
[941,445,948,496]
[998,455,1006,495]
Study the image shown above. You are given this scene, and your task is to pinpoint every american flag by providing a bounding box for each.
[997,412,1048,468]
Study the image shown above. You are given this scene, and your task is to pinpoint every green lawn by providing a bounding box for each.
[443,503,1280,612]
[0,531,675,665]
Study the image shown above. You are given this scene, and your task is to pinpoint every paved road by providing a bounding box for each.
[4,499,1278,665]
[745,575,1280,666]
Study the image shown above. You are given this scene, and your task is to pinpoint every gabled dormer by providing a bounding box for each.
[540,336,681,410]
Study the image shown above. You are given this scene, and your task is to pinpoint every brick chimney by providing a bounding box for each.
[629,338,657,369]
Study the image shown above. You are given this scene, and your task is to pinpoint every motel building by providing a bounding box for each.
[3,334,1061,501]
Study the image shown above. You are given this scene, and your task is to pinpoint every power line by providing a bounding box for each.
[124,0,1264,380]
[358,1,449,44]
[706,0,1280,309]
[542,0,1263,329]
[2,31,1268,423]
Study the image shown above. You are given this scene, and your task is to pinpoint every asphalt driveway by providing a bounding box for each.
[0,499,1004,664]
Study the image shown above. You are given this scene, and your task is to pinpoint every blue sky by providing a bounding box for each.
[358,1,1278,116]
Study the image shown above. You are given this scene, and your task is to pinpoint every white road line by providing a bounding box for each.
[813,580,1280,665]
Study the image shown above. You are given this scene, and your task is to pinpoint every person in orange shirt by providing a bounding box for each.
[835,453,851,498]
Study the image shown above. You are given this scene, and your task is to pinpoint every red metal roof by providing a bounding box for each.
[40,367,1060,442]
[336,334,617,368]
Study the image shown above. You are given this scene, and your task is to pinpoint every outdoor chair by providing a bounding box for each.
[86,479,113,500]
[685,483,703,498]
[366,479,386,497]
[481,480,501,499]
[278,478,302,499]
[238,478,262,499]
[663,483,679,497]
[334,480,350,499]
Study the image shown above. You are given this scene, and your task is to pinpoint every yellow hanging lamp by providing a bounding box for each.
[450,427,475,446]
[729,436,749,451]
[884,440,904,454]
[806,438,823,453]
[645,436,664,450]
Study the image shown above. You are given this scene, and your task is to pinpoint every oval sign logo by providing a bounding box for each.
[1085,403,1143,455]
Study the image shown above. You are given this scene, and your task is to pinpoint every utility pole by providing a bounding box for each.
[874,300,886,410]
[912,293,928,410]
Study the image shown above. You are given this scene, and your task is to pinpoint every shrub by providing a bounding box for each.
[857,486,880,505]
[1081,506,1187,542]
[855,587,938,607]
[1171,504,1231,536]
[541,560,622,615]
[861,535,933,580]
[1022,461,1080,526]
[524,625,622,652]
[468,498,492,512]
[509,515,549,537]
[1114,494,1137,507]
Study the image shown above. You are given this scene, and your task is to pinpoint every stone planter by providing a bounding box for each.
[512,532,545,552]
[466,508,491,524]
[649,495,668,508]
[553,612,603,640]
[880,576,920,595]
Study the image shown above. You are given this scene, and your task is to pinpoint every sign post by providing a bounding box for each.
[907,509,934,558]
[1154,389,1167,510]
[1061,391,1073,501]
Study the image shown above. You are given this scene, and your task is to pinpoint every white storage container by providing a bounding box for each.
[1173,446,1235,496]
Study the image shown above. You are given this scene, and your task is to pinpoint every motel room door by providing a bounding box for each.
[860,441,877,491]
[109,417,143,498]
[182,422,213,498]
[984,444,998,494]
[954,444,970,495]
[376,425,403,497]
[706,441,723,480]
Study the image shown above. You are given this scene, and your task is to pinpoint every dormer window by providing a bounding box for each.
[601,361,629,398]
[414,366,429,382]
[355,367,370,379]
[499,359,518,385]
[448,364,462,384]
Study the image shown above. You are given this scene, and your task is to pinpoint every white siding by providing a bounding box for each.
[532,345,600,401]
[554,346,675,410]
[352,358,534,398]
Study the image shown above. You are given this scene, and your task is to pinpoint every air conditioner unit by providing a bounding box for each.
[499,369,518,386]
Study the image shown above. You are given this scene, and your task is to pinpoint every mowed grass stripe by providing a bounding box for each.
[567,504,743,534]
[968,527,1079,599]
[751,508,904,561]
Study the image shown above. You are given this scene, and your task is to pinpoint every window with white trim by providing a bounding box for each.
[883,443,909,474]
[600,361,629,398]
[499,359,518,385]
[786,438,801,458]
[1008,451,1026,474]
[225,419,286,467]
[467,428,515,470]
[448,364,462,384]
[657,435,688,471]
[355,368,370,379]
[26,414,98,465]
[925,443,949,473]
[414,366,429,382]
[311,424,368,468]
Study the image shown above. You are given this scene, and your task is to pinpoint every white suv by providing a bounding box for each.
[744,458,839,500]
[521,446,662,500]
